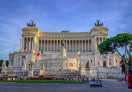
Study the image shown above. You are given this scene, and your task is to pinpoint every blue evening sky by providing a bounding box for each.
[0,0,132,59]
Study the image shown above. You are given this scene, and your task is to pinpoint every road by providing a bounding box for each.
[0,80,131,92]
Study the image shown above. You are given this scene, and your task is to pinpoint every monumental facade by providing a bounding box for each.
[2,20,122,80]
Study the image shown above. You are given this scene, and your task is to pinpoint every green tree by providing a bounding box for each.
[0,60,9,67]
[5,60,9,67]
[0,59,4,73]
[0,59,4,67]
[98,33,132,75]
[99,33,132,55]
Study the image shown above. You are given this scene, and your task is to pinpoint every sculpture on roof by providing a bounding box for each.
[95,20,103,26]
[27,20,36,27]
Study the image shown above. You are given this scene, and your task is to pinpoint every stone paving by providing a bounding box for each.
[0,80,131,92]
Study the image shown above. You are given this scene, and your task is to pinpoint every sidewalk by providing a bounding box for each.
[101,79,128,88]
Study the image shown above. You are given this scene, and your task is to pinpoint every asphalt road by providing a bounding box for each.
[0,80,131,92]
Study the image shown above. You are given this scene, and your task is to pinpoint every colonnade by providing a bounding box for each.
[23,37,33,52]
[39,39,92,52]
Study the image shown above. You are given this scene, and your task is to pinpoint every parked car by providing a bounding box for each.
[89,79,102,87]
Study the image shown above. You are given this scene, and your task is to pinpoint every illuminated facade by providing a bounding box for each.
[2,20,122,80]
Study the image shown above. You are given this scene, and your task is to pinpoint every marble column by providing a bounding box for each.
[65,40,66,49]
[49,40,51,51]
[83,40,84,52]
[31,38,34,51]
[27,38,29,52]
[24,38,26,51]
[39,40,41,50]
[79,40,81,52]
[51,40,52,51]
[53,40,54,51]
[43,40,45,51]
[73,40,75,52]
[76,40,78,50]
[86,40,88,52]
[71,40,73,52]
[59,40,60,51]
[83,40,85,52]
[78,40,80,50]
[52,40,56,51]
[57,40,58,51]
[67,40,69,51]
[43,40,44,49]
[22,38,24,51]
[30,38,32,51]
[31,37,32,51]
[40,40,41,50]
[45,40,47,51]
[69,40,71,52]
[75,40,77,52]
[47,40,49,51]
[87,40,89,51]
[47,40,48,51]
[24,37,26,51]
[89,40,91,51]
[29,37,31,52]
[50,40,52,51]
[85,40,86,52]
[55,40,56,51]
[75,40,76,50]
[30,37,32,52]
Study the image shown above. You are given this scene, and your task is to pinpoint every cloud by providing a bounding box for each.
[0,0,132,59]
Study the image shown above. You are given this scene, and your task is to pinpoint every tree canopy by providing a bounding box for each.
[98,32,132,75]
[0,59,9,67]
[98,33,132,54]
